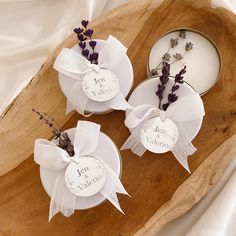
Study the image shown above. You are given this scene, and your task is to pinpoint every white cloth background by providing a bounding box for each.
[1,0,236,235]
[0,0,127,117]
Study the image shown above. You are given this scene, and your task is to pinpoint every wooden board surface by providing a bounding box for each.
[135,134,236,235]
[1,0,236,235]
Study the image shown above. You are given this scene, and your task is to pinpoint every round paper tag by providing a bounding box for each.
[82,69,119,102]
[65,157,106,197]
[140,117,179,153]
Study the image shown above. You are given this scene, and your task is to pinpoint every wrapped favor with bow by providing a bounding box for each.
[34,121,129,221]
[121,93,205,173]
[53,35,133,116]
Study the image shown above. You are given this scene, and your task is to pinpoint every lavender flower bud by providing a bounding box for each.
[162,53,171,62]
[82,49,89,57]
[162,103,169,111]
[89,40,96,49]
[88,54,94,62]
[173,53,183,61]
[179,30,186,39]
[84,29,93,37]
[185,42,193,51]
[77,33,85,41]
[74,27,83,34]
[171,85,180,92]
[168,93,178,103]
[92,52,98,61]
[170,38,178,48]
[81,20,89,28]
[151,69,158,76]
[79,41,86,49]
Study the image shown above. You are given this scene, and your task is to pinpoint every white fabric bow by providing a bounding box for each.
[53,35,132,116]
[121,93,205,173]
[34,121,129,221]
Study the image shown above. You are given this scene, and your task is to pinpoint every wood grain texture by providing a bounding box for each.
[135,134,236,236]
[0,0,236,235]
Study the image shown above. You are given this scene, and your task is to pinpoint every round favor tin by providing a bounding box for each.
[59,39,133,115]
[40,128,122,210]
[148,29,221,95]
[127,77,203,141]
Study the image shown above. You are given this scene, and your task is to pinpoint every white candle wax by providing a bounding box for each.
[148,30,221,95]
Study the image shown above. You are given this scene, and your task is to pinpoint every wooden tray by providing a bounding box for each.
[1,0,236,235]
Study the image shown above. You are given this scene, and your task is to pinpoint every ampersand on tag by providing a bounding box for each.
[65,157,106,197]
[82,69,119,102]
[140,117,179,153]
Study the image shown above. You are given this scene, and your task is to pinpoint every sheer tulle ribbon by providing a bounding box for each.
[121,93,205,172]
[34,121,129,221]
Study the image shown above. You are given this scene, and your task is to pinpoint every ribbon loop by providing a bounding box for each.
[98,35,127,70]
[122,93,205,172]
[54,48,91,80]
[34,139,70,170]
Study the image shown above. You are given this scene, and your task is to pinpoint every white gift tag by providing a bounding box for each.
[65,157,106,197]
[140,117,179,153]
[82,69,119,102]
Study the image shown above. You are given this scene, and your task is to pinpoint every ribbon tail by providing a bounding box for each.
[66,101,74,114]
[121,134,146,156]
[98,159,130,214]
[101,191,125,214]
[121,127,146,156]
[49,171,77,221]
[106,92,132,111]
[66,81,91,116]
[172,144,196,173]
[171,122,197,173]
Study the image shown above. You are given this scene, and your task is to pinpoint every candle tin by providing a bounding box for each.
[58,39,133,115]
[127,77,203,141]
[147,28,222,95]
[40,127,122,210]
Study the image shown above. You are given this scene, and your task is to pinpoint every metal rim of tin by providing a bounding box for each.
[147,28,222,96]
[134,75,196,95]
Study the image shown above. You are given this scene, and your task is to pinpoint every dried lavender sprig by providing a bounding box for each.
[151,30,193,76]
[32,109,75,157]
[74,20,98,64]
[156,62,170,109]
[162,66,186,111]
[185,42,193,51]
